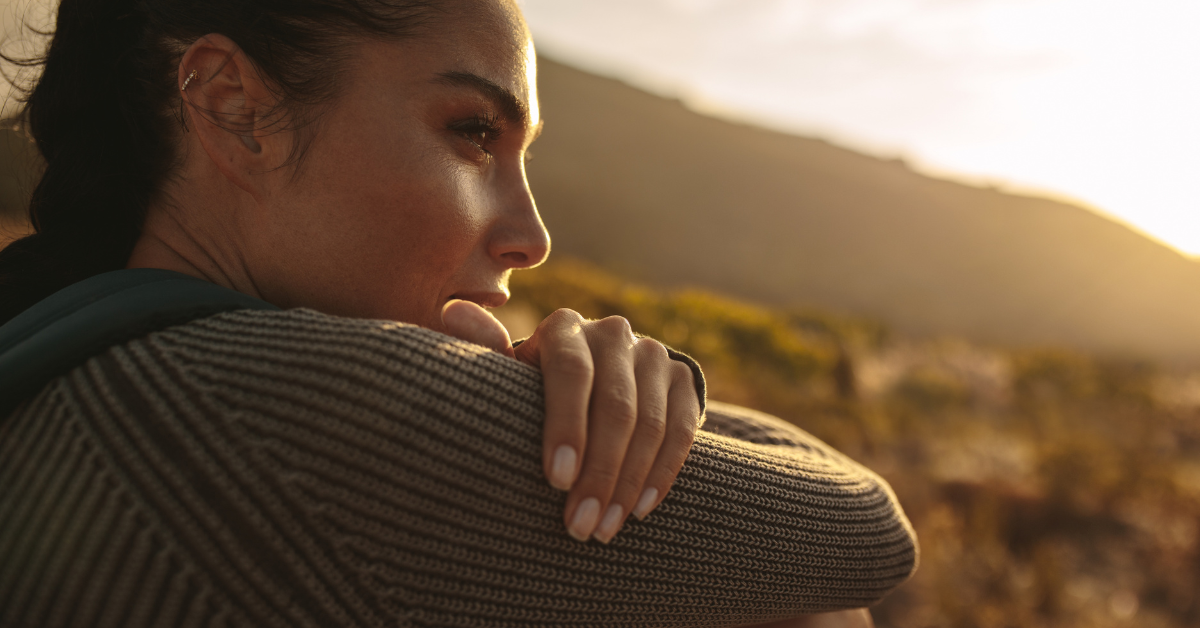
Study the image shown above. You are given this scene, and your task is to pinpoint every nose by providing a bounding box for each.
[488,181,551,270]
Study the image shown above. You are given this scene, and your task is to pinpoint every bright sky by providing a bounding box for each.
[2,1,1197,254]
[520,0,1200,256]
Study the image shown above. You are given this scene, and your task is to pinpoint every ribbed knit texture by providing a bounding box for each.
[0,308,917,628]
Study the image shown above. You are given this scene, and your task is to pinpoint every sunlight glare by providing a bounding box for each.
[521,0,1200,255]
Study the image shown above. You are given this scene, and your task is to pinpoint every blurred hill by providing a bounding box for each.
[500,257,1200,628]
[527,57,1200,363]
[3,59,1200,361]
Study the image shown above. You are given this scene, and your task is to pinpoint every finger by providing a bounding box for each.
[563,316,639,542]
[440,299,515,358]
[591,339,671,543]
[525,309,593,494]
[631,360,701,521]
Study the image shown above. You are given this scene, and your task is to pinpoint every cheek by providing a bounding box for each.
[256,81,511,325]
[310,140,490,307]
[375,168,483,274]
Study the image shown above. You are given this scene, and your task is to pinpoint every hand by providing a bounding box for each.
[442,301,702,543]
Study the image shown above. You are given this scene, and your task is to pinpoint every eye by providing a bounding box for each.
[465,127,491,149]
[450,114,503,156]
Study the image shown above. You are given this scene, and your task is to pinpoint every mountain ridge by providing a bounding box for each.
[526,56,1200,363]
[1,57,1197,361]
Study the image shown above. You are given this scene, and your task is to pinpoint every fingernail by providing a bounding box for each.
[592,504,626,544]
[549,445,577,490]
[632,487,659,520]
[568,497,601,541]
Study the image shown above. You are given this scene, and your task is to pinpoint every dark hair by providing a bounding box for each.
[0,0,442,324]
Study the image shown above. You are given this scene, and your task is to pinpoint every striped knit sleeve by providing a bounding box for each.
[0,308,917,628]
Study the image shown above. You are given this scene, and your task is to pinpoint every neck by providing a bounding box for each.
[127,188,265,301]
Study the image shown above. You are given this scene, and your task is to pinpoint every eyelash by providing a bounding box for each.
[451,113,503,155]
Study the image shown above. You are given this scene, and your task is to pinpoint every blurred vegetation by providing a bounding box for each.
[0,124,39,220]
[503,257,1200,628]
[0,124,39,248]
[3,112,1197,622]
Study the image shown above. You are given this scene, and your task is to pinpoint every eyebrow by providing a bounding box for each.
[434,71,531,129]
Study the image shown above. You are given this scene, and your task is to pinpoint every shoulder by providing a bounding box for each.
[157,306,525,363]
[2,308,918,625]
[145,307,541,388]
[0,308,557,627]
[13,307,545,440]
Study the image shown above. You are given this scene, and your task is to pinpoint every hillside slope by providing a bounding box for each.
[527,57,1200,362]
[3,59,1199,361]
[502,257,1200,628]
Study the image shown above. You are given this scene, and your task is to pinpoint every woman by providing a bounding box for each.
[0,0,917,626]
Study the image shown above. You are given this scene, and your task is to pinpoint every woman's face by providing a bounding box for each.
[245,0,549,332]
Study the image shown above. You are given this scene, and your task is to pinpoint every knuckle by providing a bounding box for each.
[640,416,667,441]
[667,403,701,438]
[546,308,585,327]
[597,315,634,337]
[671,379,701,417]
[552,350,594,380]
[671,421,699,449]
[638,398,667,432]
[635,337,670,361]
[671,360,695,383]
[583,465,621,488]
[597,389,638,426]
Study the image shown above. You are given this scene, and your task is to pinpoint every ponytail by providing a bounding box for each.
[0,0,164,323]
[0,0,439,324]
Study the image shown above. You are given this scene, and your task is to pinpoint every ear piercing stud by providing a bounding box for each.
[181,70,198,92]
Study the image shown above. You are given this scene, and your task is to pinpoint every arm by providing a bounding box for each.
[0,308,916,628]
[703,406,898,628]
[445,303,708,543]
[752,609,876,628]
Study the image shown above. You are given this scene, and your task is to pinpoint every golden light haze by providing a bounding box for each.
[519,0,1200,256]
[3,0,1197,253]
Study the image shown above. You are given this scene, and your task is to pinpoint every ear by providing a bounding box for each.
[177,34,288,204]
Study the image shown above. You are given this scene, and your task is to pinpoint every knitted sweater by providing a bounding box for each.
[0,308,917,628]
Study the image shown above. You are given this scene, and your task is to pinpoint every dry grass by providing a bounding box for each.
[498,257,1200,628]
[0,214,31,249]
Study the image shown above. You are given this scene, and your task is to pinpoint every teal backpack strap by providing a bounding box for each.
[0,268,279,420]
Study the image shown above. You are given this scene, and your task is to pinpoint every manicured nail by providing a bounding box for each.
[632,487,659,520]
[549,445,577,490]
[592,504,626,544]
[568,497,601,541]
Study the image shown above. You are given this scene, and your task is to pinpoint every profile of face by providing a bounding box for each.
[152,0,550,332]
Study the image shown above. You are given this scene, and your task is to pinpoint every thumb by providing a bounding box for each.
[441,299,516,358]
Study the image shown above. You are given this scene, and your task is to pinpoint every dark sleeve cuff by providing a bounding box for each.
[661,343,707,419]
